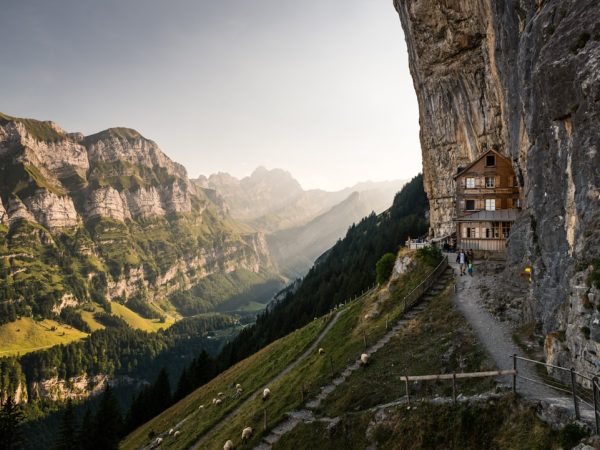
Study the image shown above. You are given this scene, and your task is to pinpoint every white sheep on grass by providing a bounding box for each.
[360,353,370,366]
[235,383,242,390]
[223,440,234,450]
[262,388,271,401]
[318,348,325,355]
[173,430,181,438]
[153,437,163,447]
[241,426,253,442]
[168,428,174,436]
[218,392,225,398]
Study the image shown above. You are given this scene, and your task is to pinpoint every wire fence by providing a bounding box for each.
[513,355,600,432]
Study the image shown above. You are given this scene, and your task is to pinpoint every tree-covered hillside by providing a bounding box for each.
[217,174,428,368]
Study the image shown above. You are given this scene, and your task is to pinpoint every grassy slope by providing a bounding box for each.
[276,396,561,450]
[121,317,329,450]
[0,318,88,357]
[271,285,565,450]
[321,286,494,416]
[79,310,105,332]
[110,302,175,332]
[123,251,440,450]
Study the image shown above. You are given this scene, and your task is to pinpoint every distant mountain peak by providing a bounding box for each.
[85,127,145,145]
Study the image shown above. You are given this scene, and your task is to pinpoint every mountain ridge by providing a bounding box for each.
[0,112,280,329]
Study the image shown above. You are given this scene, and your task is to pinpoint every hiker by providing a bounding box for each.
[457,249,466,275]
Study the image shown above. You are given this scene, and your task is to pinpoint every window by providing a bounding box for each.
[502,222,511,238]
[485,177,495,188]
[465,177,475,189]
[485,199,496,211]
[466,227,477,238]
[486,155,496,166]
[465,200,475,211]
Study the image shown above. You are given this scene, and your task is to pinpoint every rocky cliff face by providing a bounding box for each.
[395,0,600,375]
[0,113,276,322]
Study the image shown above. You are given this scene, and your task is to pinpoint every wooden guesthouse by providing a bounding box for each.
[453,150,521,252]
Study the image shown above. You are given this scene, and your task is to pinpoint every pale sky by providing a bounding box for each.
[0,0,421,191]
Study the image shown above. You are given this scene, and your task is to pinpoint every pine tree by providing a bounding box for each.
[0,396,24,450]
[53,399,78,450]
[78,407,94,450]
[152,368,171,412]
[92,385,123,450]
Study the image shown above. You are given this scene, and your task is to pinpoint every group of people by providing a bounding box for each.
[456,249,474,276]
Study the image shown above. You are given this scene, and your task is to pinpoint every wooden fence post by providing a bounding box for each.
[264,408,267,431]
[329,356,334,380]
[593,377,599,435]
[570,367,580,420]
[512,354,517,394]
[405,376,410,406]
[452,373,457,405]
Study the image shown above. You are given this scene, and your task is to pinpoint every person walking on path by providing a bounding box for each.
[458,249,466,275]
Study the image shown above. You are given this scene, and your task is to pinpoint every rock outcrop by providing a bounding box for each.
[395,0,600,374]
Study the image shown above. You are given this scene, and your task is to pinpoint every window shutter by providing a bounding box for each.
[475,227,480,238]
[495,175,501,187]
[462,225,467,238]
[495,198,500,209]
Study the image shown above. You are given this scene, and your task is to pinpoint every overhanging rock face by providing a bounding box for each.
[394,0,600,373]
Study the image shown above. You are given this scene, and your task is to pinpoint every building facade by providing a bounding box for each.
[454,150,521,252]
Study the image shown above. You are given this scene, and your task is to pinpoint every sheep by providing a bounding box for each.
[168,428,174,436]
[262,388,271,401]
[235,387,243,396]
[153,437,163,447]
[214,398,222,406]
[318,348,325,355]
[360,353,370,366]
[223,440,235,450]
[235,383,242,390]
[218,391,225,398]
[173,430,181,438]
[241,426,253,442]
[199,404,205,409]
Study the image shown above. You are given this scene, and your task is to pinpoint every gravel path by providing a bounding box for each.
[449,256,594,422]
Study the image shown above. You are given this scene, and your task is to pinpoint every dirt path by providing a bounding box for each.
[449,256,594,422]
[189,296,364,450]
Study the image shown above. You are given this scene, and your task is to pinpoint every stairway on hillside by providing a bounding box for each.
[255,264,454,449]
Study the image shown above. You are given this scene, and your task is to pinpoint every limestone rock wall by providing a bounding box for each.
[395,0,600,374]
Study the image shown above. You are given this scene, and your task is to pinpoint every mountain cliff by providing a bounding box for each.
[0,112,278,325]
[394,0,600,374]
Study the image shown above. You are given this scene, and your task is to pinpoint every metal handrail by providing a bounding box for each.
[514,355,593,381]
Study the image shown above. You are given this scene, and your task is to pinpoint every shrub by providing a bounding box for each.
[416,245,442,266]
[557,423,588,448]
[376,253,396,285]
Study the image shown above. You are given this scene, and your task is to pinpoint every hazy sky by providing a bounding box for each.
[0,0,421,191]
